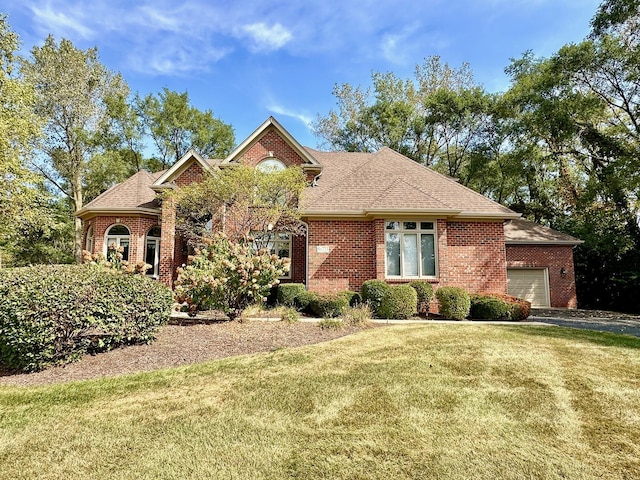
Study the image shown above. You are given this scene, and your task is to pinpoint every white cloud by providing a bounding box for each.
[28,3,94,39]
[239,23,293,53]
[266,102,313,127]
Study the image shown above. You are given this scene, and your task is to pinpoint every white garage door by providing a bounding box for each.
[507,269,550,307]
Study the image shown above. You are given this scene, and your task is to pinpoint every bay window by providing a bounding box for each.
[385,221,436,278]
[252,231,292,279]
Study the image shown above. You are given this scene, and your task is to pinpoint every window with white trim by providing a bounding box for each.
[145,226,161,278]
[385,221,436,278]
[105,224,130,261]
[85,225,94,253]
[256,158,286,172]
[252,231,292,279]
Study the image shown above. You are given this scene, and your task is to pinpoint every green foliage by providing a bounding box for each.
[342,304,373,327]
[0,264,173,371]
[22,35,132,261]
[470,295,511,320]
[436,286,471,321]
[280,307,300,324]
[309,293,350,318]
[135,87,234,168]
[408,281,434,314]
[172,164,307,248]
[318,318,344,330]
[277,283,306,307]
[174,233,289,320]
[361,280,390,315]
[340,290,362,307]
[378,285,418,320]
[295,290,316,313]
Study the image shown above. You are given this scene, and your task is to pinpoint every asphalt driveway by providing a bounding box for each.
[529,308,640,338]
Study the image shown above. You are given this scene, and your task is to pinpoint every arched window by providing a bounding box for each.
[105,224,130,261]
[85,225,94,253]
[145,226,161,278]
[256,158,286,172]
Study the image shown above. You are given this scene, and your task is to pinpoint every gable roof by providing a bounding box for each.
[220,116,321,169]
[152,149,215,189]
[76,170,163,219]
[504,218,582,245]
[301,147,519,219]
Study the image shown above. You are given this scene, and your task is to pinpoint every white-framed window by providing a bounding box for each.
[85,225,94,253]
[252,231,292,279]
[105,224,130,261]
[385,221,436,278]
[145,226,161,278]
[256,158,286,172]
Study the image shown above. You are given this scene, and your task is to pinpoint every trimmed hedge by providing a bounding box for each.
[0,265,173,372]
[341,290,362,307]
[378,285,417,319]
[408,281,434,315]
[361,280,390,315]
[277,283,306,307]
[473,293,531,321]
[309,293,349,318]
[470,295,510,320]
[436,286,471,321]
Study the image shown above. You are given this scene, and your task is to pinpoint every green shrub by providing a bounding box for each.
[295,290,317,313]
[470,295,511,320]
[378,284,418,319]
[318,318,344,330]
[342,304,372,327]
[0,265,173,372]
[409,281,434,314]
[474,293,531,321]
[309,293,349,318]
[361,280,390,315]
[280,307,300,324]
[436,286,471,321]
[340,290,362,307]
[277,283,306,307]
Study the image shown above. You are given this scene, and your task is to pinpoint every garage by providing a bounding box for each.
[507,268,550,307]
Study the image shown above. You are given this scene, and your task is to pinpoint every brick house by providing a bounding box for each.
[77,117,581,308]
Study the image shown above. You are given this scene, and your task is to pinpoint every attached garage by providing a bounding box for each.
[507,268,550,307]
[504,218,582,309]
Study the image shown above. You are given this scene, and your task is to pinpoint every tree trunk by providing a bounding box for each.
[72,173,84,263]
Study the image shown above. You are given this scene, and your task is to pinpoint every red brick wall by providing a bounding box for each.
[506,245,578,308]
[439,221,507,294]
[159,198,176,286]
[307,220,377,292]
[174,162,205,187]
[238,128,306,167]
[84,215,159,263]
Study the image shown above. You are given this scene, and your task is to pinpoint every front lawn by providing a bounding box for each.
[1,324,639,479]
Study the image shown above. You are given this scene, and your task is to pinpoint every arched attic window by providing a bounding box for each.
[105,224,130,261]
[256,158,286,172]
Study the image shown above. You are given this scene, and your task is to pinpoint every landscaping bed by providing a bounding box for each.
[0,320,378,387]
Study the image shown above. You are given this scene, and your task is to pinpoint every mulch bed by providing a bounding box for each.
[0,320,379,388]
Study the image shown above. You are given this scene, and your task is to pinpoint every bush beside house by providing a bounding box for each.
[436,286,471,321]
[0,265,173,372]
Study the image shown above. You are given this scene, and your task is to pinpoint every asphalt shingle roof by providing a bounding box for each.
[82,170,164,211]
[504,218,582,245]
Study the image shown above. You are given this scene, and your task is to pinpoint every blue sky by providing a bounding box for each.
[4,0,601,149]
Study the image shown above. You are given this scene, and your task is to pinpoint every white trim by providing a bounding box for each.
[220,116,321,167]
[384,220,438,280]
[76,207,161,219]
[506,240,583,246]
[152,149,214,187]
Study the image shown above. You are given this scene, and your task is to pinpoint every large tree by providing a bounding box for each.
[135,88,235,169]
[0,15,44,266]
[21,36,130,262]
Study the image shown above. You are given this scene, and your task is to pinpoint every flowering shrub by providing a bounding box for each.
[174,233,290,320]
[82,243,151,275]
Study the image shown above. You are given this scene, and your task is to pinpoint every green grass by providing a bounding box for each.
[1,324,640,479]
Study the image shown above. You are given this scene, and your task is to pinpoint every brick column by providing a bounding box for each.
[159,198,176,287]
